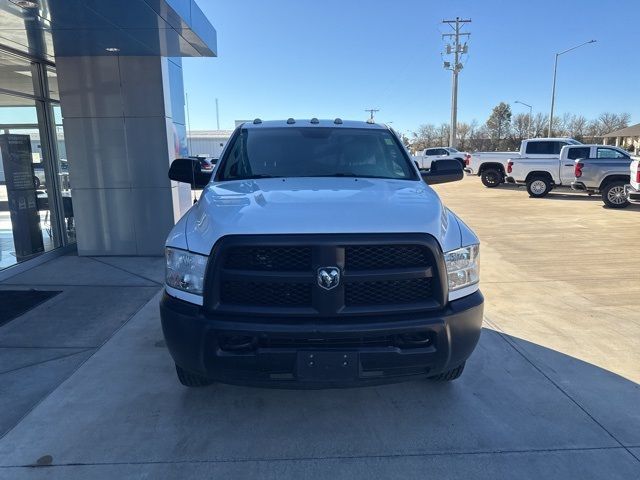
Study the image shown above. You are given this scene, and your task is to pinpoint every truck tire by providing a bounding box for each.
[175,364,214,387]
[481,168,502,188]
[429,362,465,381]
[602,181,630,209]
[526,176,551,198]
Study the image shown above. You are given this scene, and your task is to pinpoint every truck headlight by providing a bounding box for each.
[444,244,479,297]
[165,247,207,295]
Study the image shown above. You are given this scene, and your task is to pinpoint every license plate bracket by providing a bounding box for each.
[297,351,359,381]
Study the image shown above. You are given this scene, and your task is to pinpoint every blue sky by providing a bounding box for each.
[183,0,639,135]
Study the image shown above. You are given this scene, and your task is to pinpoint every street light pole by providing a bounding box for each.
[515,100,533,137]
[548,40,596,136]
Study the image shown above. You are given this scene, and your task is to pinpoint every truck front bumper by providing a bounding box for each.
[625,184,640,203]
[160,290,484,388]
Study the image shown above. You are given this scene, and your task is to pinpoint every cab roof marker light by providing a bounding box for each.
[310,118,319,124]
[253,118,262,124]
[286,118,295,124]
[334,118,343,124]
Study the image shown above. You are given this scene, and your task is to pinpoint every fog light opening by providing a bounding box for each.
[219,334,257,352]
[397,332,433,347]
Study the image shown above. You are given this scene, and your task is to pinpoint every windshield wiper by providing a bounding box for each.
[314,173,395,179]
[239,174,275,179]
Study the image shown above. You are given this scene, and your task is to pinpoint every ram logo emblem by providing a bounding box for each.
[317,267,340,290]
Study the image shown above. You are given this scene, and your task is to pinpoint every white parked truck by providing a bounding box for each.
[625,159,640,204]
[413,147,469,170]
[160,119,484,388]
[506,144,632,199]
[465,138,581,188]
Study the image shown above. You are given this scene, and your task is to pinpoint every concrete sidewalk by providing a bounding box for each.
[0,178,639,479]
[0,255,163,438]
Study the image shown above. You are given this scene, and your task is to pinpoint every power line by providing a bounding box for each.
[442,17,471,148]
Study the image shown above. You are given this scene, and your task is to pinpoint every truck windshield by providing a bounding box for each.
[217,127,417,181]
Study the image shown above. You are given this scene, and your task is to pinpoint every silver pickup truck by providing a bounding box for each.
[571,147,636,208]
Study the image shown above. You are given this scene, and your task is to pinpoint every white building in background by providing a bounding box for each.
[187,130,234,158]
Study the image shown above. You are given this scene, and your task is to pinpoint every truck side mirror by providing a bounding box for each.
[420,159,463,185]
[168,158,212,189]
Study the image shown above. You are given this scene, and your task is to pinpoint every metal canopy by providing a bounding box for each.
[0,0,217,60]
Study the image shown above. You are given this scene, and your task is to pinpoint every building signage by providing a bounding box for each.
[0,134,45,260]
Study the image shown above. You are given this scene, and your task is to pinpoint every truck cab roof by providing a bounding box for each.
[240,119,388,130]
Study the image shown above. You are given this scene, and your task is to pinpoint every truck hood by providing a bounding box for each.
[177,177,462,255]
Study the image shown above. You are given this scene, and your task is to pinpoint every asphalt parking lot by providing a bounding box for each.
[0,176,639,479]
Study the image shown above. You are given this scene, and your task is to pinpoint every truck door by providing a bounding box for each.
[561,146,590,184]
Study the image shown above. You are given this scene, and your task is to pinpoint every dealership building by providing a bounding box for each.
[0,0,217,277]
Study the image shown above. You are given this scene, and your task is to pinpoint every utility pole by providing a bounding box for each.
[442,17,471,148]
[215,98,220,130]
[364,108,379,122]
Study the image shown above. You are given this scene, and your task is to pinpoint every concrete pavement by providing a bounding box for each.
[0,177,639,479]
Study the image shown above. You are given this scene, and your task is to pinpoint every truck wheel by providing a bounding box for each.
[481,169,502,188]
[429,362,465,381]
[602,181,630,209]
[175,364,213,387]
[526,176,551,198]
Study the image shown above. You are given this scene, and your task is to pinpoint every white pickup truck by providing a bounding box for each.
[466,138,581,187]
[413,147,469,170]
[506,144,632,199]
[160,119,484,388]
[625,159,640,204]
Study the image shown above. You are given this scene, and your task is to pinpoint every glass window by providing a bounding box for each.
[46,66,59,101]
[526,141,567,155]
[425,148,436,156]
[567,147,591,160]
[596,148,629,159]
[0,93,63,269]
[0,49,39,98]
[218,128,416,181]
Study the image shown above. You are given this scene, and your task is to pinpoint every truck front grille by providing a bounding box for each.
[224,246,312,271]
[345,278,433,306]
[345,245,430,270]
[206,234,445,318]
[221,280,312,307]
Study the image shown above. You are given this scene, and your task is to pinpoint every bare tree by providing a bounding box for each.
[511,113,530,143]
[456,122,472,150]
[530,112,548,138]
[486,102,512,149]
[566,115,588,141]
[437,123,450,146]
[596,112,631,135]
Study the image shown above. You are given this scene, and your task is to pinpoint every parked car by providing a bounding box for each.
[570,147,635,208]
[160,119,483,388]
[466,138,581,188]
[414,147,469,170]
[506,144,632,200]
[624,159,640,204]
